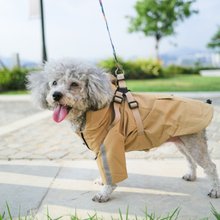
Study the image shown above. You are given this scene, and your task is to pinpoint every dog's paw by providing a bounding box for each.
[92,193,110,203]
[208,188,220,198]
[182,173,196,181]
[94,177,103,186]
[92,184,117,203]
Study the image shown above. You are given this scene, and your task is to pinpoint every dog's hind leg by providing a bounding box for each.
[176,139,197,181]
[179,130,220,198]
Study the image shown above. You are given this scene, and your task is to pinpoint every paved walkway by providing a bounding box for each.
[0,93,220,219]
[0,159,220,219]
[0,93,220,160]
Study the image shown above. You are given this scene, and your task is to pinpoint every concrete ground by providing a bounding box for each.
[0,93,220,219]
[1,159,220,220]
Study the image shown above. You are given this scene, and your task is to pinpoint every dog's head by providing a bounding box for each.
[27,59,113,123]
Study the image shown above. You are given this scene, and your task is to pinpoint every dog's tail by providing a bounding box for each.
[206,99,212,104]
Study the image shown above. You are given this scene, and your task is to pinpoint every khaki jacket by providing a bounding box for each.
[80,93,213,185]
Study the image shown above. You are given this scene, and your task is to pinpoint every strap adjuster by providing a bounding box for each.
[128,100,139,109]
[116,73,125,81]
[113,95,124,104]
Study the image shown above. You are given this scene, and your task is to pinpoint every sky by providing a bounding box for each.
[0,0,219,63]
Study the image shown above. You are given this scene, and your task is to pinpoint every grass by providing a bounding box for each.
[1,203,220,220]
[0,75,220,94]
[0,90,28,95]
[126,75,220,92]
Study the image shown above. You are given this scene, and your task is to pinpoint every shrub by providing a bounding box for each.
[99,58,163,79]
[99,58,203,79]
[162,65,200,77]
[0,67,29,92]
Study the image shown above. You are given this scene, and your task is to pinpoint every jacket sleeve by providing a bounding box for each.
[96,124,128,185]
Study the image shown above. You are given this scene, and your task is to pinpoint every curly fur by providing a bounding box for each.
[27,59,220,202]
[26,68,49,109]
[27,59,113,130]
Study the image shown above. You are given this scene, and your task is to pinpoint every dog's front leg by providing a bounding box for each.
[93,177,104,185]
[92,184,117,202]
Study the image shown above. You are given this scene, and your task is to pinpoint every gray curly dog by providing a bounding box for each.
[27,59,220,202]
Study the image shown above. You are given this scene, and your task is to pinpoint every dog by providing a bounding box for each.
[27,59,220,202]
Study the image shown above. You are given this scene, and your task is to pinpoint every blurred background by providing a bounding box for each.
[0,0,220,94]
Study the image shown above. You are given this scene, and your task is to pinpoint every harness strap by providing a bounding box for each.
[125,91,144,135]
[110,73,145,136]
[109,91,123,129]
[116,73,127,88]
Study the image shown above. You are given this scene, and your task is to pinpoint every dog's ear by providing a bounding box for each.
[26,71,49,109]
[86,72,113,110]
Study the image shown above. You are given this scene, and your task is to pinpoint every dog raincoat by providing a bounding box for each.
[80,93,213,185]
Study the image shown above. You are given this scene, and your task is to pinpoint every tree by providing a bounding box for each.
[207,26,220,52]
[127,0,198,61]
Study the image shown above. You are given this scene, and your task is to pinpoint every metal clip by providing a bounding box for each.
[115,67,124,75]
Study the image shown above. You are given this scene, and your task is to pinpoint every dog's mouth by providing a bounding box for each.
[53,105,72,123]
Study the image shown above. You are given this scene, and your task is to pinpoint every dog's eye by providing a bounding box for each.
[70,82,79,87]
[52,81,57,86]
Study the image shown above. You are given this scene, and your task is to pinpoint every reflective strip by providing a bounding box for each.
[100,144,112,185]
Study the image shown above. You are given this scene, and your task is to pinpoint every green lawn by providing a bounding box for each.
[0,75,220,94]
[0,90,28,95]
[126,75,220,92]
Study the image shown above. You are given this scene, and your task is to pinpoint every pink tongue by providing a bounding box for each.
[53,105,68,123]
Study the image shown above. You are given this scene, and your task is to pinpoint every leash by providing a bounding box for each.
[98,0,122,73]
[98,0,145,136]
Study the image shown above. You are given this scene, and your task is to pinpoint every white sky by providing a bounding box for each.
[0,0,219,62]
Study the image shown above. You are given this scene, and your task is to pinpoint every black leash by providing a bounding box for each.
[98,0,123,74]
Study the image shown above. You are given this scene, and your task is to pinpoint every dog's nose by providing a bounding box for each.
[53,91,63,101]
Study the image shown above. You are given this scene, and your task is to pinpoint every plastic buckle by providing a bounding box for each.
[113,94,124,104]
[128,100,139,109]
[117,87,128,94]
[117,73,125,81]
